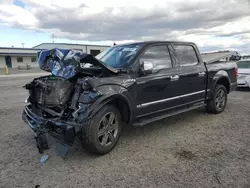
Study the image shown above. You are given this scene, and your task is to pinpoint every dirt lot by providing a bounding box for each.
[0,76,249,188]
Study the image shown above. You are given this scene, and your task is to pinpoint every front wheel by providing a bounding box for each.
[206,84,228,114]
[81,105,122,155]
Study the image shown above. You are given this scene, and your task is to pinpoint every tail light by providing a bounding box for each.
[235,67,238,77]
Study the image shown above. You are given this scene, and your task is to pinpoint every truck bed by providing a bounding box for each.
[201,51,239,64]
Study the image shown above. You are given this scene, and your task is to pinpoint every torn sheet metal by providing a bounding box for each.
[37,48,118,79]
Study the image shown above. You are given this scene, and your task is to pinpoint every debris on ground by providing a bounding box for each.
[40,154,49,163]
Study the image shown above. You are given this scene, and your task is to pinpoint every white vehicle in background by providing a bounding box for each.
[237,60,250,88]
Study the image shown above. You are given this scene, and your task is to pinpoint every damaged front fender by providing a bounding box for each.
[73,85,134,124]
[70,76,136,125]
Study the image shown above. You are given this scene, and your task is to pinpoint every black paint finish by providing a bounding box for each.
[22,41,238,147]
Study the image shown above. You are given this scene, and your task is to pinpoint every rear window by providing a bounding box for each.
[172,45,198,66]
[237,61,250,68]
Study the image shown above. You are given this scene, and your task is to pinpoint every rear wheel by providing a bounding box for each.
[206,84,227,114]
[81,105,122,155]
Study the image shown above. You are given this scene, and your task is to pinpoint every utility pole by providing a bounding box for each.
[21,43,25,48]
[51,33,55,43]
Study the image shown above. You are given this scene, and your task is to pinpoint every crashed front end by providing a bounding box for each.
[22,104,77,154]
[22,48,113,154]
[22,76,103,154]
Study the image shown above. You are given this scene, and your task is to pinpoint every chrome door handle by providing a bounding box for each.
[170,75,179,81]
[198,72,205,77]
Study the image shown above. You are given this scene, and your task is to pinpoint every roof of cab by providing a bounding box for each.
[114,40,196,47]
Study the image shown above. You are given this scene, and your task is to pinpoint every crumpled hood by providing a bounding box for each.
[37,48,118,79]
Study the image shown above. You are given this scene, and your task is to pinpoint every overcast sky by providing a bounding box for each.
[0,0,249,54]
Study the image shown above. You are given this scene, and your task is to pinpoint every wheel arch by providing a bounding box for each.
[90,94,133,125]
[213,71,231,93]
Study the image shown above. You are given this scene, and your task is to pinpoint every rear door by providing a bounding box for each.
[169,43,207,104]
[135,44,181,117]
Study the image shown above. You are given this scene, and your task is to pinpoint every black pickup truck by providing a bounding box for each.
[22,41,238,155]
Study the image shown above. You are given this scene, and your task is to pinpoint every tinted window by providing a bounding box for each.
[173,45,198,66]
[140,45,172,73]
[237,61,250,69]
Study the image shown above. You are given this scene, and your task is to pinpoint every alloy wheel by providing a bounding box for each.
[97,112,119,147]
[215,89,226,111]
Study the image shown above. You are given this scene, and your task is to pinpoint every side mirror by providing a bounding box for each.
[140,60,153,75]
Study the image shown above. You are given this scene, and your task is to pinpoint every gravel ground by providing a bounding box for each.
[0,76,249,188]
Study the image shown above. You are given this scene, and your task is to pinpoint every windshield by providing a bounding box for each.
[95,43,144,68]
[237,61,250,69]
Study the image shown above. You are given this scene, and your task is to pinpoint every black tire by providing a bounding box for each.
[81,105,122,155]
[206,84,228,114]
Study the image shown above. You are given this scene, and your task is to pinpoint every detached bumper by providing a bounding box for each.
[22,105,77,153]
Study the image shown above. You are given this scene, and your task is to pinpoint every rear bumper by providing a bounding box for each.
[22,105,77,153]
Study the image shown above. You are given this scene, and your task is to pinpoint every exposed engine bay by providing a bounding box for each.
[25,76,75,119]
[23,74,104,154]
[24,73,106,119]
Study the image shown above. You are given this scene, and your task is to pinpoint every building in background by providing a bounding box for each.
[0,43,110,69]
[0,47,41,69]
[33,43,110,56]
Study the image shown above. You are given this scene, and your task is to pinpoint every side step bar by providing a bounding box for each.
[133,103,205,127]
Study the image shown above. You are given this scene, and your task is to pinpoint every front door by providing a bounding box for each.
[135,44,181,117]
